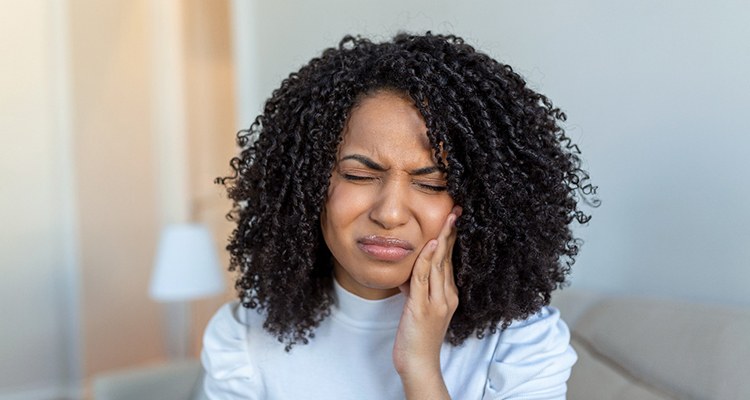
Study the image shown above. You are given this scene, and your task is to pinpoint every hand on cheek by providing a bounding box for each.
[392,205,462,383]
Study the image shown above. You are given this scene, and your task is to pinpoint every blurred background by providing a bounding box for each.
[1,0,748,399]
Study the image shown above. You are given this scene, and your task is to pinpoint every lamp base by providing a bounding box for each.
[160,301,192,360]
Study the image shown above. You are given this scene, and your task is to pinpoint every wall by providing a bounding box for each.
[0,2,79,397]
[68,0,166,376]
[69,0,236,382]
[182,0,237,356]
[0,0,236,398]
[232,0,750,306]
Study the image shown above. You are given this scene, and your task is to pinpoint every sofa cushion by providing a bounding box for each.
[573,297,750,399]
[568,334,676,400]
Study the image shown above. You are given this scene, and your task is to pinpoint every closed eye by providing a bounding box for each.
[341,173,375,182]
[416,182,448,192]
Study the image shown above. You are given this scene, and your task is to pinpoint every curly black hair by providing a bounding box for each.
[219,32,598,350]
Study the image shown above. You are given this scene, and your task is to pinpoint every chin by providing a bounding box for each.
[359,268,411,290]
[334,254,415,297]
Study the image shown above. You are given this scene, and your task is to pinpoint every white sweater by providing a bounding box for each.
[201,279,576,400]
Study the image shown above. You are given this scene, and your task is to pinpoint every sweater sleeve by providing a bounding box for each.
[482,306,577,400]
[201,302,265,400]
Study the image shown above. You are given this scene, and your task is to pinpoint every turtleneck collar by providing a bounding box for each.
[331,278,405,329]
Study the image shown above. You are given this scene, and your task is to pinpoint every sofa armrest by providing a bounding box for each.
[93,360,203,400]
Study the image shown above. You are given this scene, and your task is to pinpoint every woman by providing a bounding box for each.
[202,32,597,399]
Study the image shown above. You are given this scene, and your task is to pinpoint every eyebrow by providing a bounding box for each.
[340,154,445,176]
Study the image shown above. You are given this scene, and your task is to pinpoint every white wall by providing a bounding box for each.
[0,1,81,398]
[1,1,236,398]
[233,0,750,306]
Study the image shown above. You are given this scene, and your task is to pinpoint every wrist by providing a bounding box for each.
[397,362,442,384]
[399,367,450,400]
[394,354,441,377]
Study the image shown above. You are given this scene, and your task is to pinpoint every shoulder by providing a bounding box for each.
[201,301,266,399]
[482,306,577,400]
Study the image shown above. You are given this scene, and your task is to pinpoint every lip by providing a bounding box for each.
[357,235,414,262]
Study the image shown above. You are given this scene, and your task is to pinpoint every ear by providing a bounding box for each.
[438,140,449,168]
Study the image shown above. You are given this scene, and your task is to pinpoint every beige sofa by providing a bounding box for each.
[552,290,750,399]
[94,290,750,399]
[93,359,206,400]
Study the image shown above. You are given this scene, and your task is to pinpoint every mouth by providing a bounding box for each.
[356,235,414,262]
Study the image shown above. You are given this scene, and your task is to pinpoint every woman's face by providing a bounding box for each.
[321,91,455,300]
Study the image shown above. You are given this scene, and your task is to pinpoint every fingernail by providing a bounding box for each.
[430,240,438,249]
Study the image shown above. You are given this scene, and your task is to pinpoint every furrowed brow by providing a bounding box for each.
[409,166,446,176]
[340,154,387,171]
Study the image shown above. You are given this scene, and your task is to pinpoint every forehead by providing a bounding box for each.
[338,91,433,161]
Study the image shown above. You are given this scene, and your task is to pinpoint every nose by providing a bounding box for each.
[368,179,410,230]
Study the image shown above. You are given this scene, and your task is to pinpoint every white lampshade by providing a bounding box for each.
[149,223,225,301]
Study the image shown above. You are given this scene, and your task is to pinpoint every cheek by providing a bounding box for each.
[419,196,455,237]
[322,178,369,231]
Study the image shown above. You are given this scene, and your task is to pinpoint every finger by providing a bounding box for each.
[410,239,437,300]
[445,207,462,291]
[428,252,446,303]
[446,205,462,260]
[429,213,456,302]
